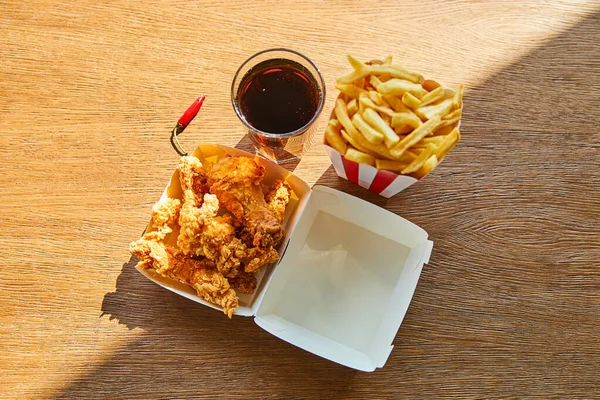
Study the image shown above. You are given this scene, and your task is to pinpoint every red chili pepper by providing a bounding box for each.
[178,95,206,128]
[171,96,206,156]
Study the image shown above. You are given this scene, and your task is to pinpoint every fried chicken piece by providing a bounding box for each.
[228,269,258,294]
[244,246,280,273]
[178,156,209,204]
[130,238,238,317]
[177,190,247,278]
[207,156,283,248]
[265,179,292,223]
[148,198,181,239]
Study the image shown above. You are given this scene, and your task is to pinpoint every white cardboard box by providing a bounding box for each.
[137,143,433,372]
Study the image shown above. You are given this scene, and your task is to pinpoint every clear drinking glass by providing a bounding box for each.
[231,48,325,163]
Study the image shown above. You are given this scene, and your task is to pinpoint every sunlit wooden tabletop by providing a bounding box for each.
[1,1,599,398]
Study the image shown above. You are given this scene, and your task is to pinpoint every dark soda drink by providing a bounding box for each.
[236,58,320,134]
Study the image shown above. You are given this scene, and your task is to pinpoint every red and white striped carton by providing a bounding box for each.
[324,83,462,198]
[324,144,418,198]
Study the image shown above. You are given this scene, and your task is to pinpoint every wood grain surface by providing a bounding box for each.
[1,0,599,398]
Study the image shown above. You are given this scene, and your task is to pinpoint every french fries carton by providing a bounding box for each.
[137,143,433,372]
[324,58,464,198]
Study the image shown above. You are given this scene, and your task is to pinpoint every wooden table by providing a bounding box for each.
[1,1,599,398]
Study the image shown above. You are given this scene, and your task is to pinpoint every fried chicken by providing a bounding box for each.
[148,198,181,240]
[178,190,247,278]
[228,269,258,294]
[266,179,292,223]
[178,156,209,204]
[130,237,238,317]
[207,156,283,248]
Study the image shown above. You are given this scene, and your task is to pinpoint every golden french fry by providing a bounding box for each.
[381,113,392,127]
[362,108,400,147]
[375,159,410,172]
[344,125,401,160]
[416,136,445,146]
[328,119,342,130]
[376,79,428,98]
[383,94,411,113]
[443,109,461,120]
[340,130,381,158]
[410,155,438,179]
[337,55,371,84]
[335,98,363,139]
[431,124,456,136]
[402,92,421,109]
[347,98,358,117]
[391,112,422,129]
[352,113,384,144]
[368,90,383,105]
[394,125,413,135]
[368,64,422,83]
[344,147,376,166]
[416,98,453,120]
[359,94,396,118]
[420,87,445,107]
[434,128,460,160]
[453,84,464,110]
[423,80,441,92]
[325,124,348,154]
[369,75,383,90]
[401,144,436,174]
[390,116,441,157]
[336,83,366,99]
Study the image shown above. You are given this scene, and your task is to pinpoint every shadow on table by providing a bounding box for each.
[56,9,600,399]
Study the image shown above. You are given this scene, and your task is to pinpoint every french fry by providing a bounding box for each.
[416,136,445,146]
[328,119,342,130]
[336,83,366,99]
[394,125,414,135]
[402,92,421,109]
[434,128,460,160]
[376,159,410,172]
[369,75,383,90]
[347,98,358,117]
[376,79,428,98]
[337,55,372,84]
[410,155,438,179]
[431,125,456,136]
[340,130,381,158]
[390,116,441,157]
[368,64,422,83]
[344,147,376,166]
[453,84,464,109]
[391,112,422,129]
[420,86,444,107]
[352,113,384,144]
[325,124,348,155]
[368,90,383,105]
[359,94,396,118]
[334,98,361,138]
[443,109,461,120]
[401,144,437,174]
[416,98,453,120]
[422,80,441,92]
[383,94,412,113]
[362,108,400,147]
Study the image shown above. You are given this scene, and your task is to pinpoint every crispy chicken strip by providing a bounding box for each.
[130,238,238,317]
[207,156,284,248]
[148,198,181,240]
[178,156,209,204]
[178,190,247,278]
[265,179,292,223]
[228,269,258,295]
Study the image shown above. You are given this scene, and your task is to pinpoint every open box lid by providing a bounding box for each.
[252,185,433,372]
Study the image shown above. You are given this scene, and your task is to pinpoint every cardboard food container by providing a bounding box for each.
[324,83,462,198]
[137,143,433,372]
